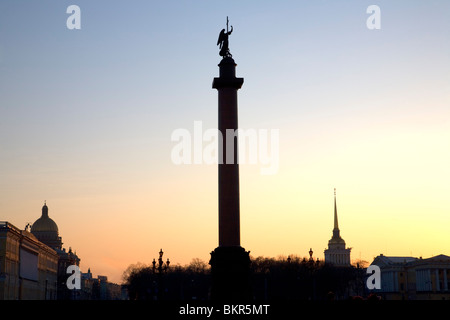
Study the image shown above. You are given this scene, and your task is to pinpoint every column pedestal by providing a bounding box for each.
[210,246,252,301]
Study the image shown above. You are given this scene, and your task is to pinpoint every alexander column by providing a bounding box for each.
[209,17,251,300]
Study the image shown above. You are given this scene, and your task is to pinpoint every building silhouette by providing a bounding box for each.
[0,221,58,299]
[30,202,81,299]
[80,269,124,300]
[370,254,450,300]
[1,203,122,300]
[324,189,351,266]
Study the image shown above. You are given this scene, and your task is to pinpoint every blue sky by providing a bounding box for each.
[1,1,449,283]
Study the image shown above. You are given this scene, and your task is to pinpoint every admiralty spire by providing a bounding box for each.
[324,189,351,266]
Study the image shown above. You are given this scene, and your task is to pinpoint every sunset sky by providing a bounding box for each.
[1,1,449,284]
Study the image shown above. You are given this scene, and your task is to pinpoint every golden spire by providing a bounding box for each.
[334,188,339,230]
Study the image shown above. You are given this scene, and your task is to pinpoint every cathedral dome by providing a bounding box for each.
[31,203,59,233]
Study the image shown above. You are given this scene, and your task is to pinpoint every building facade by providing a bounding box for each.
[30,202,81,300]
[324,189,351,266]
[0,221,58,300]
[80,269,124,300]
[2,203,123,300]
[370,254,450,300]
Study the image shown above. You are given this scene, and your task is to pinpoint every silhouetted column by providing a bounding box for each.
[210,57,251,301]
[214,57,243,247]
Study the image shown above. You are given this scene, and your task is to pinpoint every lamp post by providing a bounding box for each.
[152,249,170,273]
[152,249,170,300]
[308,248,317,300]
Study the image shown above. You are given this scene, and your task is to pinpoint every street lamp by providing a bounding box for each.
[152,249,170,300]
[152,249,170,274]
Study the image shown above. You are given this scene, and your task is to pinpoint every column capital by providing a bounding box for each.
[212,77,244,89]
[212,57,244,89]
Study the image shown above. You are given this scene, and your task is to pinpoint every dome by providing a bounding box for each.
[31,203,59,233]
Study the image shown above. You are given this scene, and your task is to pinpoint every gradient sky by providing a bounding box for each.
[1,1,449,284]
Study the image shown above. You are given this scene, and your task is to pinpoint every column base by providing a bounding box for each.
[209,246,252,301]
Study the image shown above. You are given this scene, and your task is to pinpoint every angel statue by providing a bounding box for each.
[217,17,233,58]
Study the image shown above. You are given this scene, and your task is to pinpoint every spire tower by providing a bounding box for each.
[324,188,351,266]
[334,189,338,227]
[332,188,340,239]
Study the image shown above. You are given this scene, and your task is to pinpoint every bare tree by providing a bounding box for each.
[122,262,148,284]
[187,258,209,274]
